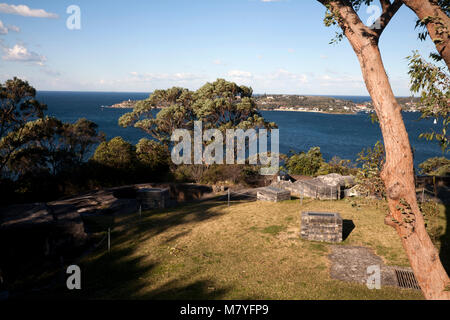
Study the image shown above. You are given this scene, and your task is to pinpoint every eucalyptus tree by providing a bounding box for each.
[5,117,102,178]
[408,51,449,153]
[318,0,449,299]
[402,0,450,68]
[119,78,276,145]
[402,1,449,154]
[0,77,46,177]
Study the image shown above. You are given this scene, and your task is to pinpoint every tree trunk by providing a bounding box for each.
[402,0,450,69]
[353,38,450,299]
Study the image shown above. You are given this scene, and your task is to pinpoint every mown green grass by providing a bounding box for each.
[49,197,446,300]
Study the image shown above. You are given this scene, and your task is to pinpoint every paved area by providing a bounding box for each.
[328,245,414,288]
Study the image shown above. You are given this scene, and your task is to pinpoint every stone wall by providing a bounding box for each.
[137,188,170,210]
[272,180,340,200]
[300,212,343,243]
[271,174,356,200]
[257,186,291,202]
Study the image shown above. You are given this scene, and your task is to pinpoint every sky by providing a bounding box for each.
[0,0,439,95]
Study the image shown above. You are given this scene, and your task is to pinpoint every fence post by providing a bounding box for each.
[433,176,437,198]
[422,188,425,203]
[301,184,304,206]
[108,228,111,253]
[139,204,142,219]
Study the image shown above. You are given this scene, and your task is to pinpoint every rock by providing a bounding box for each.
[0,202,88,259]
[0,203,53,230]
[0,203,86,288]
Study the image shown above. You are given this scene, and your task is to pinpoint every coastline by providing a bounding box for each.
[261,108,357,115]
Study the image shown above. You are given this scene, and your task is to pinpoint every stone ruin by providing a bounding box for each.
[300,211,343,243]
[137,188,170,210]
[295,179,341,200]
[257,186,291,202]
[272,173,356,200]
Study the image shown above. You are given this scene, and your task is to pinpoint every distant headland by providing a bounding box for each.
[104,99,137,109]
[104,95,421,114]
[255,95,421,114]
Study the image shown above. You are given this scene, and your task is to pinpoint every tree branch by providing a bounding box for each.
[379,0,392,12]
[401,0,450,70]
[372,0,403,36]
[317,0,378,48]
[318,0,402,44]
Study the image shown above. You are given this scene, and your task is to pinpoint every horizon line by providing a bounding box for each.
[35,90,417,98]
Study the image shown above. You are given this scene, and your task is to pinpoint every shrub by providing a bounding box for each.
[317,156,357,176]
[355,141,386,198]
[172,165,196,183]
[419,157,450,176]
[286,147,324,176]
[175,164,260,186]
[135,138,171,181]
[136,138,170,170]
[419,201,442,244]
[92,137,137,170]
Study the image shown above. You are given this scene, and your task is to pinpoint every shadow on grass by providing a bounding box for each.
[140,278,230,300]
[29,244,231,300]
[115,198,230,244]
[11,197,237,300]
[80,199,234,299]
[343,220,355,241]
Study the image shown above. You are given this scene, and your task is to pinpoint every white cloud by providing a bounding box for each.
[8,25,20,32]
[213,59,225,65]
[81,71,212,91]
[227,70,253,78]
[0,20,20,34]
[129,72,204,82]
[2,44,46,65]
[0,3,58,18]
[0,20,7,34]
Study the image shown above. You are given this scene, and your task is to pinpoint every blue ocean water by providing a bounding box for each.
[36,91,444,167]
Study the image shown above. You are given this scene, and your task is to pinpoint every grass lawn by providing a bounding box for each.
[54,197,442,300]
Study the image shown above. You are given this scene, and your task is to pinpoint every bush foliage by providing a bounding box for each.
[419,157,450,176]
[355,141,386,198]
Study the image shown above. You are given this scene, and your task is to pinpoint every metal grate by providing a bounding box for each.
[395,269,421,290]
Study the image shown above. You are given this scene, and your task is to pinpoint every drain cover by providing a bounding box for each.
[395,269,421,290]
